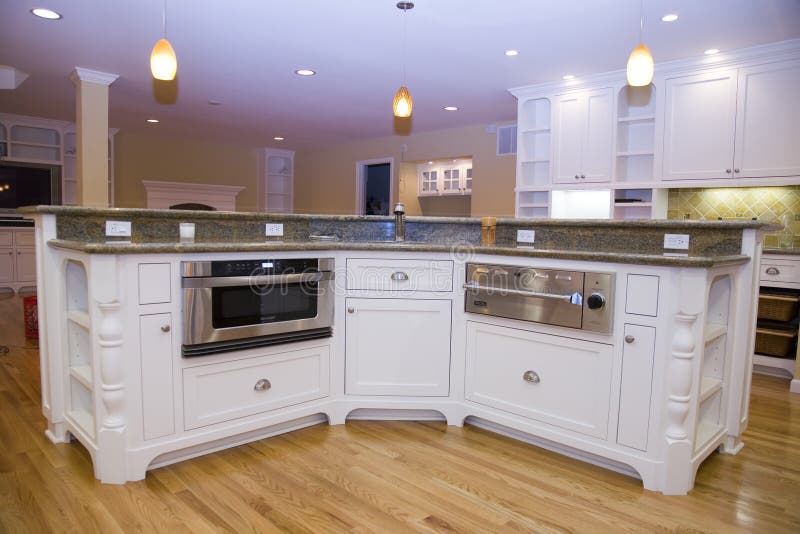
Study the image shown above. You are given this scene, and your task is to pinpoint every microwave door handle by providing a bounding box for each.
[183,272,330,288]
[462,282,577,303]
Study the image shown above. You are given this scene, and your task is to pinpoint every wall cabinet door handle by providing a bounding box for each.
[734,168,740,173]
[523,370,540,384]
[580,174,586,179]
[625,335,635,343]
[161,325,171,333]
[391,271,409,281]
[726,169,732,173]
[254,378,271,391]
[765,267,780,275]
[574,174,580,180]
[347,307,355,314]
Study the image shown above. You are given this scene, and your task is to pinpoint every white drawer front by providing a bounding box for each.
[183,346,330,430]
[347,258,453,292]
[465,321,613,439]
[760,260,800,285]
[0,230,13,247]
[14,230,35,247]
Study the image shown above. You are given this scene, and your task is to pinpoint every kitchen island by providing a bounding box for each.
[22,206,771,495]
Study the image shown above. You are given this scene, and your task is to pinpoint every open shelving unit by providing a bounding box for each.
[64,260,95,439]
[516,97,551,218]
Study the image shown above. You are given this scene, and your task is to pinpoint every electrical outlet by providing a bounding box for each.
[265,223,284,237]
[105,221,131,237]
[517,230,536,243]
[664,233,690,250]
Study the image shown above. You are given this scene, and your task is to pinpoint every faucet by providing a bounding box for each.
[394,202,406,241]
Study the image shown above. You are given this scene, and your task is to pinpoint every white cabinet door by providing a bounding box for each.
[345,298,451,396]
[465,321,613,439]
[662,70,738,180]
[734,60,800,178]
[14,249,36,283]
[140,313,175,440]
[0,249,14,284]
[552,93,584,184]
[581,88,614,183]
[616,324,656,451]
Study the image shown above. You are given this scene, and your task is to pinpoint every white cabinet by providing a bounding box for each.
[345,298,452,396]
[346,258,453,292]
[417,159,473,196]
[465,321,613,439]
[263,148,294,213]
[552,87,614,184]
[0,246,13,284]
[662,60,800,181]
[140,313,175,440]
[617,324,656,450]
[15,248,35,283]
[0,228,35,290]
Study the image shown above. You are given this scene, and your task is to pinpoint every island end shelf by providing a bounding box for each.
[21,205,772,495]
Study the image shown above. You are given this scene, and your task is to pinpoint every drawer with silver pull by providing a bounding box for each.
[346,258,453,292]
[182,346,330,430]
[760,259,800,286]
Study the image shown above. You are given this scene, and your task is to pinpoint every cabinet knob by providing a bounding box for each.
[580,174,586,179]
[734,168,740,173]
[726,168,732,174]
[522,370,540,384]
[161,325,171,333]
[765,267,780,275]
[625,335,635,344]
[254,378,271,392]
[347,307,355,314]
[574,174,580,180]
[391,271,409,281]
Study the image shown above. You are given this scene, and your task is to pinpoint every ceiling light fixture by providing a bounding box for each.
[704,48,720,55]
[273,136,285,141]
[150,0,177,81]
[505,50,519,57]
[392,2,414,118]
[661,14,678,22]
[627,0,654,87]
[208,100,222,105]
[30,8,62,20]
[443,106,459,111]
[146,118,159,123]
[562,74,575,80]
[295,69,316,76]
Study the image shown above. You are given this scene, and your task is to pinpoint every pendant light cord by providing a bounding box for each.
[163,0,167,38]
[402,5,407,85]
[639,0,643,43]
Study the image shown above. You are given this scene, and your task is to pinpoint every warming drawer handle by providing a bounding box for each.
[391,271,410,281]
[765,267,780,275]
[462,282,576,302]
[182,271,332,288]
[523,370,540,384]
[254,378,272,392]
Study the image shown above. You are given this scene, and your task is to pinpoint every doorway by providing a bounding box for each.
[355,158,394,215]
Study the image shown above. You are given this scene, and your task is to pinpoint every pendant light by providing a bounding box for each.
[393,2,414,118]
[150,0,177,81]
[626,0,654,87]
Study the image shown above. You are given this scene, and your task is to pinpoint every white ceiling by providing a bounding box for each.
[1,0,799,150]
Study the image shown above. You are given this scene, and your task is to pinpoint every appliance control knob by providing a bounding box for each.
[586,292,606,310]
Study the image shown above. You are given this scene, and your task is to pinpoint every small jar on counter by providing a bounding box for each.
[481,216,497,246]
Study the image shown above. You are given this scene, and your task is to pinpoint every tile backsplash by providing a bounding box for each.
[667,186,800,248]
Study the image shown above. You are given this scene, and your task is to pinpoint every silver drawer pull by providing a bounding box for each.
[254,378,271,392]
[625,335,635,343]
[765,267,780,275]
[463,282,576,302]
[391,271,409,281]
[161,325,171,333]
[347,307,355,314]
[523,370,540,384]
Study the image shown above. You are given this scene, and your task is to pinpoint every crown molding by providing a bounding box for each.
[70,67,119,86]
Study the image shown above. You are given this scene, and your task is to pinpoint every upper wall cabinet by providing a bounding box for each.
[662,59,800,181]
[552,88,614,184]
[263,148,294,213]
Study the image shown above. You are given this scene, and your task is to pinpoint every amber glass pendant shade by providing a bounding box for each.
[626,44,654,87]
[393,86,412,118]
[150,38,177,81]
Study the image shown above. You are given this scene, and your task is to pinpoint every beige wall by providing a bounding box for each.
[294,123,516,217]
[113,131,262,211]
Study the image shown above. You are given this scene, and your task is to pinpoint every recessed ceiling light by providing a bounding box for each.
[661,14,678,22]
[30,8,62,20]
[295,69,316,76]
[443,106,459,111]
[273,136,285,141]
[146,118,159,123]
[562,74,575,80]
[504,50,519,57]
[427,161,433,164]
[704,48,720,55]
[208,100,222,106]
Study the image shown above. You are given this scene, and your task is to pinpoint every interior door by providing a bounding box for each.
[734,60,800,178]
[662,70,738,180]
[551,93,584,184]
[581,87,614,183]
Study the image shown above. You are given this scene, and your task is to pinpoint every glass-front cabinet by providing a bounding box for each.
[417,158,473,196]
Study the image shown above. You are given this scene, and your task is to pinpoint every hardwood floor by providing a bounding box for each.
[1,294,798,533]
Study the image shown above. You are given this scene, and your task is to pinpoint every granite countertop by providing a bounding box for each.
[47,239,750,268]
[763,247,800,256]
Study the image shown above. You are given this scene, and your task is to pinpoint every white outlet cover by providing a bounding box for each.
[517,229,536,243]
[265,223,284,237]
[664,233,690,250]
[105,220,131,237]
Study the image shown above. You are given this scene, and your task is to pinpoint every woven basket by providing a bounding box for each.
[754,327,797,357]
[757,293,800,322]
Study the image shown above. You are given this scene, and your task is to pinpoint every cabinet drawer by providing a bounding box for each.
[465,321,613,439]
[347,258,453,292]
[14,230,34,247]
[760,260,800,285]
[183,346,330,430]
[0,231,13,247]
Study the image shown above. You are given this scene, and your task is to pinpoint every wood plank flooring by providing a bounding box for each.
[1,294,799,533]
